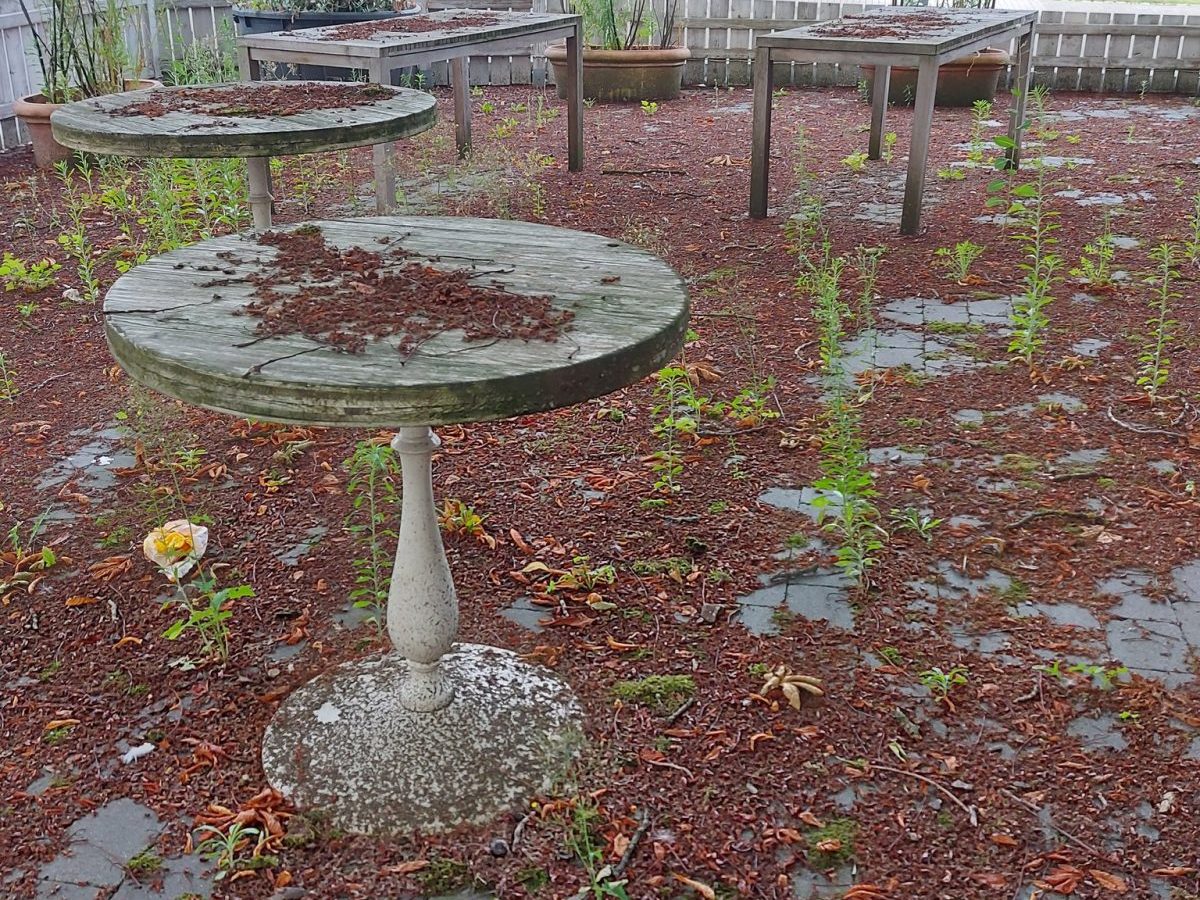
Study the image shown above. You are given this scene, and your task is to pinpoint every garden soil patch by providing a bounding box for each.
[2,84,1199,900]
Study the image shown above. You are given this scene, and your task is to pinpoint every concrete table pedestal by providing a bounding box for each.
[101,216,689,835]
[261,644,581,833]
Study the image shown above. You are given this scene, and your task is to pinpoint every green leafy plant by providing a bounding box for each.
[853,244,884,328]
[918,665,969,701]
[163,578,251,662]
[842,150,868,173]
[1136,242,1179,401]
[1071,222,1116,288]
[548,555,617,594]
[937,166,965,180]
[888,507,942,541]
[648,365,700,498]
[882,131,897,163]
[1187,193,1200,267]
[567,0,677,51]
[194,823,267,881]
[19,0,134,103]
[0,252,60,292]
[344,441,401,628]
[934,240,984,282]
[990,164,1060,365]
[965,99,993,164]
[639,99,659,116]
[565,802,629,899]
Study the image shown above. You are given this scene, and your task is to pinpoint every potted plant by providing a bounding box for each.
[861,0,1009,107]
[15,0,158,168]
[545,0,690,102]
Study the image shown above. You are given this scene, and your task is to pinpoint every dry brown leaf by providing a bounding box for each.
[89,554,132,582]
[797,809,824,828]
[1152,867,1198,877]
[990,832,1019,847]
[671,873,716,899]
[1089,869,1129,893]
[381,859,429,875]
[844,885,887,900]
[65,595,99,607]
[44,718,80,731]
[969,873,1007,889]
[815,838,842,854]
[1037,865,1084,895]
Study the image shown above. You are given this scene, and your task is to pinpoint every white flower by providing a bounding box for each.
[143,519,208,583]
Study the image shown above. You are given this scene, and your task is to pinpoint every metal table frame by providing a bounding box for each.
[749,8,1037,234]
[238,10,584,214]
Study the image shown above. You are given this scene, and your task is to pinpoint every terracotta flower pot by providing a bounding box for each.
[17,79,162,170]
[545,43,690,103]
[862,48,1010,108]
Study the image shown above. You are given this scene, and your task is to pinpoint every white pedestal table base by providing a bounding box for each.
[261,643,583,834]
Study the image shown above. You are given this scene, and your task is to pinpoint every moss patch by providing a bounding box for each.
[611,674,695,711]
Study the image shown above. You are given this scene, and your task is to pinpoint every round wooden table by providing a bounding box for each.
[51,82,437,230]
[103,215,690,833]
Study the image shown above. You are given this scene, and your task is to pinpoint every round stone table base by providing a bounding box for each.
[261,643,583,834]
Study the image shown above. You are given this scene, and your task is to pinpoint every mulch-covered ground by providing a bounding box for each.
[2,82,1199,900]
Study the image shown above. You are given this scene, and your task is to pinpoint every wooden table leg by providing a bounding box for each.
[900,57,938,236]
[566,20,584,172]
[868,64,890,160]
[246,156,273,232]
[1006,27,1034,170]
[749,45,774,219]
[451,56,472,158]
[370,60,396,213]
[236,45,260,81]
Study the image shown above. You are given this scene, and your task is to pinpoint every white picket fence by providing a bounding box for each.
[4,0,1200,150]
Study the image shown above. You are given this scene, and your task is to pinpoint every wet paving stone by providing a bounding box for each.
[737,568,854,636]
[1098,568,1199,686]
[1067,713,1129,752]
[1069,337,1111,357]
[879,294,1011,330]
[36,799,213,899]
[274,525,328,567]
[500,595,546,633]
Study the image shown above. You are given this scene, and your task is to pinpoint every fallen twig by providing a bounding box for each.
[664,696,695,726]
[24,373,70,395]
[1000,788,1106,860]
[602,167,687,176]
[613,807,652,878]
[871,762,979,827]
[1106,405,1184,439]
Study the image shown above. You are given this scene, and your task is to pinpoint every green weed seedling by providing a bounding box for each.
[344,441,401,628]
[882,131,897,163]
[195,823,269,881]
[1071,228,1116,288]
[888,507,942,542]
[648,365,701,498]
[0,352,17,403]
[1136,243,1179,401]
[1187,193,1200,267]
[842,151,868,173]
[566,802,629,899]
[1,252,60,292]
[989,164,1060,365]
[853,245,885,328]
[640,99,659,116]
[937,166,966,181]
[163,578,251,663]
[966,99,993,164]
[918,665,969,701]
[934,240,984,282]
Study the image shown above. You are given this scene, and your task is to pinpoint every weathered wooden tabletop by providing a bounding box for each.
[50,82,437,158]
[237,9,580,62]
[104,217,690,427]
[758,8,1036,58]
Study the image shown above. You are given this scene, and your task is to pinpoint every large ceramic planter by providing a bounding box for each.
[15,79,161,170]
[233,7,408,80]
[545,43,690,102]
[862,48,1010,107]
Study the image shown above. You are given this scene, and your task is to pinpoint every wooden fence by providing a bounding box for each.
[4,0,1200,150]
[678,1,1200,93]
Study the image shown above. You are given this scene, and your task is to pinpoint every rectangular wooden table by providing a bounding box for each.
[749,8,1037,235]
[238,9,583,212]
